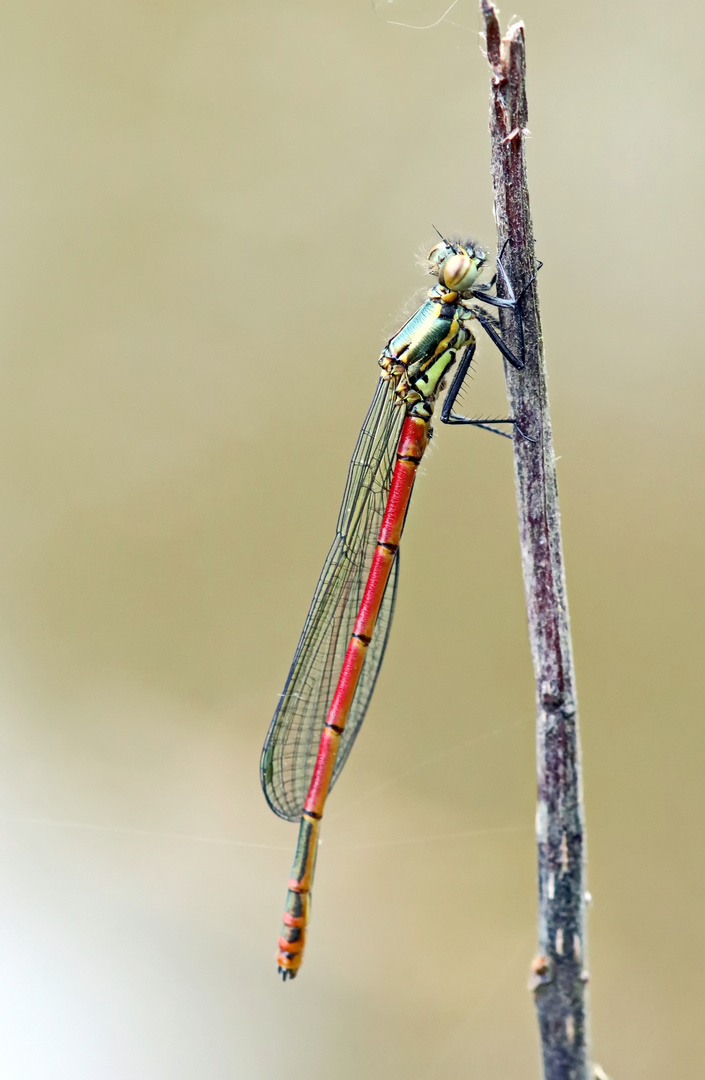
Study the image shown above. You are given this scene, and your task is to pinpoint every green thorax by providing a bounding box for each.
[378,284,475,420]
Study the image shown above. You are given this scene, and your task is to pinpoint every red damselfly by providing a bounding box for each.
[261,235,527,979]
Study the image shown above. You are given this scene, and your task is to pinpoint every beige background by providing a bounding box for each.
[0,1,702,1077]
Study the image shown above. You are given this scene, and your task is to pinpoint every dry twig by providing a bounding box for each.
[480,5,590,1077]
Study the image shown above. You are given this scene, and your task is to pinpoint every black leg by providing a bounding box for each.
[469,292,517,310]
[495,245,516,301]
[517,259,543,301]
[474,311,524,371]
[468,245,526,368]
[442,417,513,440]
[442,413,536,443]
[439,342,536,442]
[439,240,542,443]
[440,342,476,425]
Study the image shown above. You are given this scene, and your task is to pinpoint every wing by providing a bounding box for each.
[260,376,405,821]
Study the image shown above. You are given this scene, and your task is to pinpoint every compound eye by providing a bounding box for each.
[428,242,451,266]
[440,252,479,292]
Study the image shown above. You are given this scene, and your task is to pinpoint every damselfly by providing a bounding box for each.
[261,235,527,979]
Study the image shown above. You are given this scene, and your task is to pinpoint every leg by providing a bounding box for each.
[440,342,535,442]
[497,242,542,301]
[442,413,535,443]
[517,260,543,301]
[474,310,524,371]
[440,341,475,425]
[474,239,510,294]
[470,242,542,368]
[469,249,525,367]
[495,243,516,301]
[468,292,517,310]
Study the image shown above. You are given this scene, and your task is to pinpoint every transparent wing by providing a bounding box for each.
[261,376,405,821]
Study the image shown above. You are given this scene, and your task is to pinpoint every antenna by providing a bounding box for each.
[431,224,450,245]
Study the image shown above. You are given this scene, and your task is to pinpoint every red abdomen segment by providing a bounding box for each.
[277,414,429,978]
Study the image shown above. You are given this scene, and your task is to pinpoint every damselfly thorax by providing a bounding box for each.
[379,281,476,420]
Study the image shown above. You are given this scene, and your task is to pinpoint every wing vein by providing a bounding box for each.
[260,377,404,821]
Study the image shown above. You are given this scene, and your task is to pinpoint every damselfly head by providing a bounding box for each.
[427,237,488,294]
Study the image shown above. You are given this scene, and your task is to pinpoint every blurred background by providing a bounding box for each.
[0,0,701,1076]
